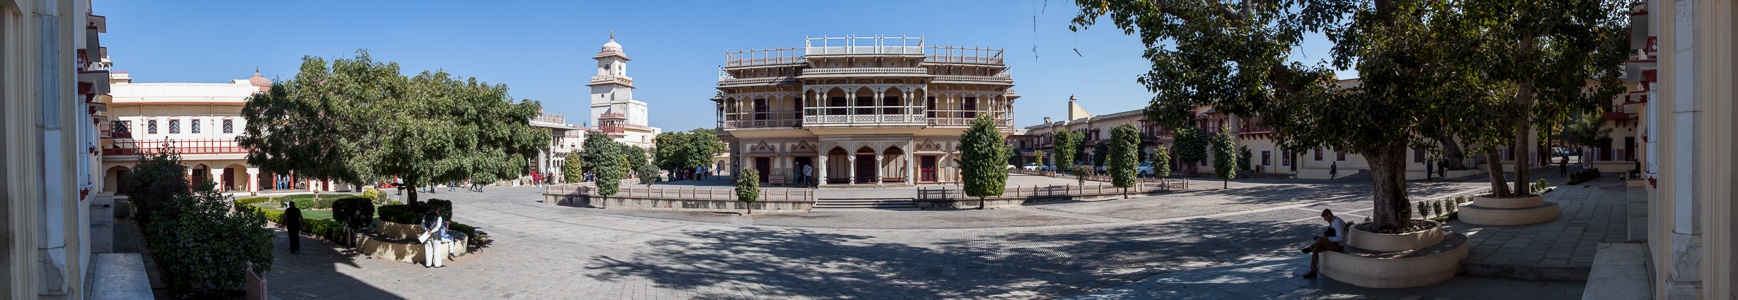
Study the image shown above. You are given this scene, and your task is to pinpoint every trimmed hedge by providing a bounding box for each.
[237,203,350,245]
[1568,168,1602,185]
[374,200,473,243]
[331,197,376,231]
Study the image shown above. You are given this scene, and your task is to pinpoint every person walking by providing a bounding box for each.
[420,209,450,268]
[1329,162,1338,179]
[802,164,814,188]
[284,201,303,254]
[1560,155,1569,177]
[449,180,457,192]
[1299,209,1346,278]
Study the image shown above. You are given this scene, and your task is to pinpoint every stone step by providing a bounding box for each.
[814,198,917,209]
[1581,243,1651,299]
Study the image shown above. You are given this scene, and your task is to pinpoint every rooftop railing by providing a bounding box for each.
[104,139,246,156]
[805,35,925,56]
[724,48,805,67]
[923,46,1004,64]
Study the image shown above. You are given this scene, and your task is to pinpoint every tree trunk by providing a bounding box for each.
[1512,121,1533,196]
[1365,143,1413,232]
[1484,147,1512,197]
[1436,134,1468,170]
[978,196,986,210]
[407,186,420,207]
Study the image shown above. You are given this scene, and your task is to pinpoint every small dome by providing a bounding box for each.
[601,32,622,52]
[248,68,271,92]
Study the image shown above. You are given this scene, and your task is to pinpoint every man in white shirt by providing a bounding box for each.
[802,164,813,188]
[1302,209,1345,278]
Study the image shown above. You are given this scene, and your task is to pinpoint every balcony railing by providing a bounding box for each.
[725,48,805,67]
[801,67,928,76]
[804,114,928,126]
[806,35,925,56]
[532,112,566,125]
[923,46,1005,64]
[722,111,803,129]
[104,139,246,156]
[589,75,633,86]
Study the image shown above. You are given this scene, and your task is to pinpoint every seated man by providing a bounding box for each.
[1301,209,1346,278]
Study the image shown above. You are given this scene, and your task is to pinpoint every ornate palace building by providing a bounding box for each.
[715,35,1017,186]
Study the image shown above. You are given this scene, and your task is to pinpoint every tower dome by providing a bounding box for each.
[596,32,629,60]
[248,68,271,92]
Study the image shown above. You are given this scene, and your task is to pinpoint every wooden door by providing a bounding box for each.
[920,156,937,182]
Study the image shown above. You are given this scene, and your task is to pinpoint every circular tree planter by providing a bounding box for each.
[1321,220,1469,288]
[356,220,472,264]
[1459,195,1559,226]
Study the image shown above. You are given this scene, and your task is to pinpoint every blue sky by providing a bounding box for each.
[96,0,1342,131]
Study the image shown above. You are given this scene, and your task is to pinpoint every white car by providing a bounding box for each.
[1138,162,1158,177]
[1022,163,1041,171]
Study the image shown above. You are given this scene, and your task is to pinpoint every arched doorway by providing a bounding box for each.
[883,146,906,183]
[826,147,849,184]
[224,163,249,192]
[855,146,877,184]
[106,166,131,194]
[190,164,210,188]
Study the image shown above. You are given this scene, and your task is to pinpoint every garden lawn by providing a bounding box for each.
[250,202,378,221]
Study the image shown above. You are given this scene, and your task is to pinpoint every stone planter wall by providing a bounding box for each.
[355,232,470,264]
[1460,195,1560,226]
[1346,221,1446,252]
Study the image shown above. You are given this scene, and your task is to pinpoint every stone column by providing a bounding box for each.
[938,153,950,183]
[818,155,828,187]
[246,167,260,192]
[210,168,224,191]
[848,155,857,185]
[905,156,915,185]
[875,155,884,185]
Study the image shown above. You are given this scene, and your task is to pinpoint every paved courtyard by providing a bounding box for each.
[263,176,1593,299]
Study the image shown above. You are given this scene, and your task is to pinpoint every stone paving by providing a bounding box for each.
[1449,173,1631,279]
[261,176,1593,299]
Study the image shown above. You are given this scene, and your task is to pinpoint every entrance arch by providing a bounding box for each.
[854,146,877,184]
[883,146,907,183]
[826,147,849,184]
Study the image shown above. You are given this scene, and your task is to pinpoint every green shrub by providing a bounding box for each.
[235,196,272,205]
[1417,202,1430,218]
[450,222,477,244]
[331,197,375,231]
[361,189,381,203]
[377,200,452,224]
[1432,201,1444,217]
[144,183,273,296]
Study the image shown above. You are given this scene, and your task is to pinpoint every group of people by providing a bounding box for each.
[278,193,458,268]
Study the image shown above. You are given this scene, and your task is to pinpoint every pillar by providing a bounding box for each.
[246,167,260,192]
[818,155,828,187]
[906,156,915,185]
[209,168,224,191]
[848,155,857,185]
[875,155,884,185]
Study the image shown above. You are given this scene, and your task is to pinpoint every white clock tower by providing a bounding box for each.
[585,33,660,150]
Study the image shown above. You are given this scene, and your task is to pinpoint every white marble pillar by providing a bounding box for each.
[210,168,224,191]
[905,156,915,185]
[246,167,260,192]
[818,156,828,187]
[875,155,884,185]
[848,155,857,185]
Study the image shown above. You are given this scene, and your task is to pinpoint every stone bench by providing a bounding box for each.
[1459,195,1560,226]
[1321,231,1469,288]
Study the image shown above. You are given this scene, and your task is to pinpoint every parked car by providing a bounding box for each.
[1138,162,1156,177]
[1023,163,1041,171]
[1039,165,1057,172]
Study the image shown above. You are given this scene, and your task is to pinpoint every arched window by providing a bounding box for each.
[222,119,234,133]
[190,118,201,134]
[147,119,158,134]
[168,119,180,134]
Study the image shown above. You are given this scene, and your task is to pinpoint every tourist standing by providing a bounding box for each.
[803,164,814,188]
[284,201,303,254]
[420,209,449,268]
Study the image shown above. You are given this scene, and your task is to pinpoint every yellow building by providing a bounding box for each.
[714,35,1017,186]
[1632,1,1738,298]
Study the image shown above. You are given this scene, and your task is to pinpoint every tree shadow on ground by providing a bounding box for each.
[1213,181,1477,205]
[263,227,404,299]
[585,218,1310,299]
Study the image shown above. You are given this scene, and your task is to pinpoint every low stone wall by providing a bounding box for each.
[543,184,814,212]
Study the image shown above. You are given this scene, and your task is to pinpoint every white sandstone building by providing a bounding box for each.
[588,33,661,151]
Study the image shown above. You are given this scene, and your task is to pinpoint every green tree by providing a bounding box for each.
[1561,110,1612,168]
[239,51,548,206]
[735,168,760,214]
[635,164,659,187]
[562,151,583,183]
[1150,145,1171,180]
[685,128,726,172]
[1072,0,1626,231]
[1171,127,1208,177]
[1109,124,1141,198]
[1212,124,1237,189]
[959,115,1011,210]
[1238,145,1253,172]
[1070,165,1096,188]
[120,142,191,225]
[653,131,691,177]
[1034,150,1047,169]
[585,131,624,199]
[1093,141,1111,170]
[1051,130,1079,171]
[623,145,649,178]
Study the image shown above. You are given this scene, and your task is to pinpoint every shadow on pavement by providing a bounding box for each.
[264,227,404,299]
[585,218,1308,299]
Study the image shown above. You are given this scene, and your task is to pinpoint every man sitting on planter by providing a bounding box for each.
[1300,209,1346,278]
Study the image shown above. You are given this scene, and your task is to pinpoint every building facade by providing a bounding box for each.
[715,35,1017,186]
[100,71,296,193]
[1630,1,1738,298]
[2,0,110,298]
[588,34,660,151]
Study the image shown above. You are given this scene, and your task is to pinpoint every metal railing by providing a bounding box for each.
[805,35,925,56]
[545,184,814,202]
[800,67,928,76]
[725,48,806,67]
[532,112,566,125]
[923,46,1005,64]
